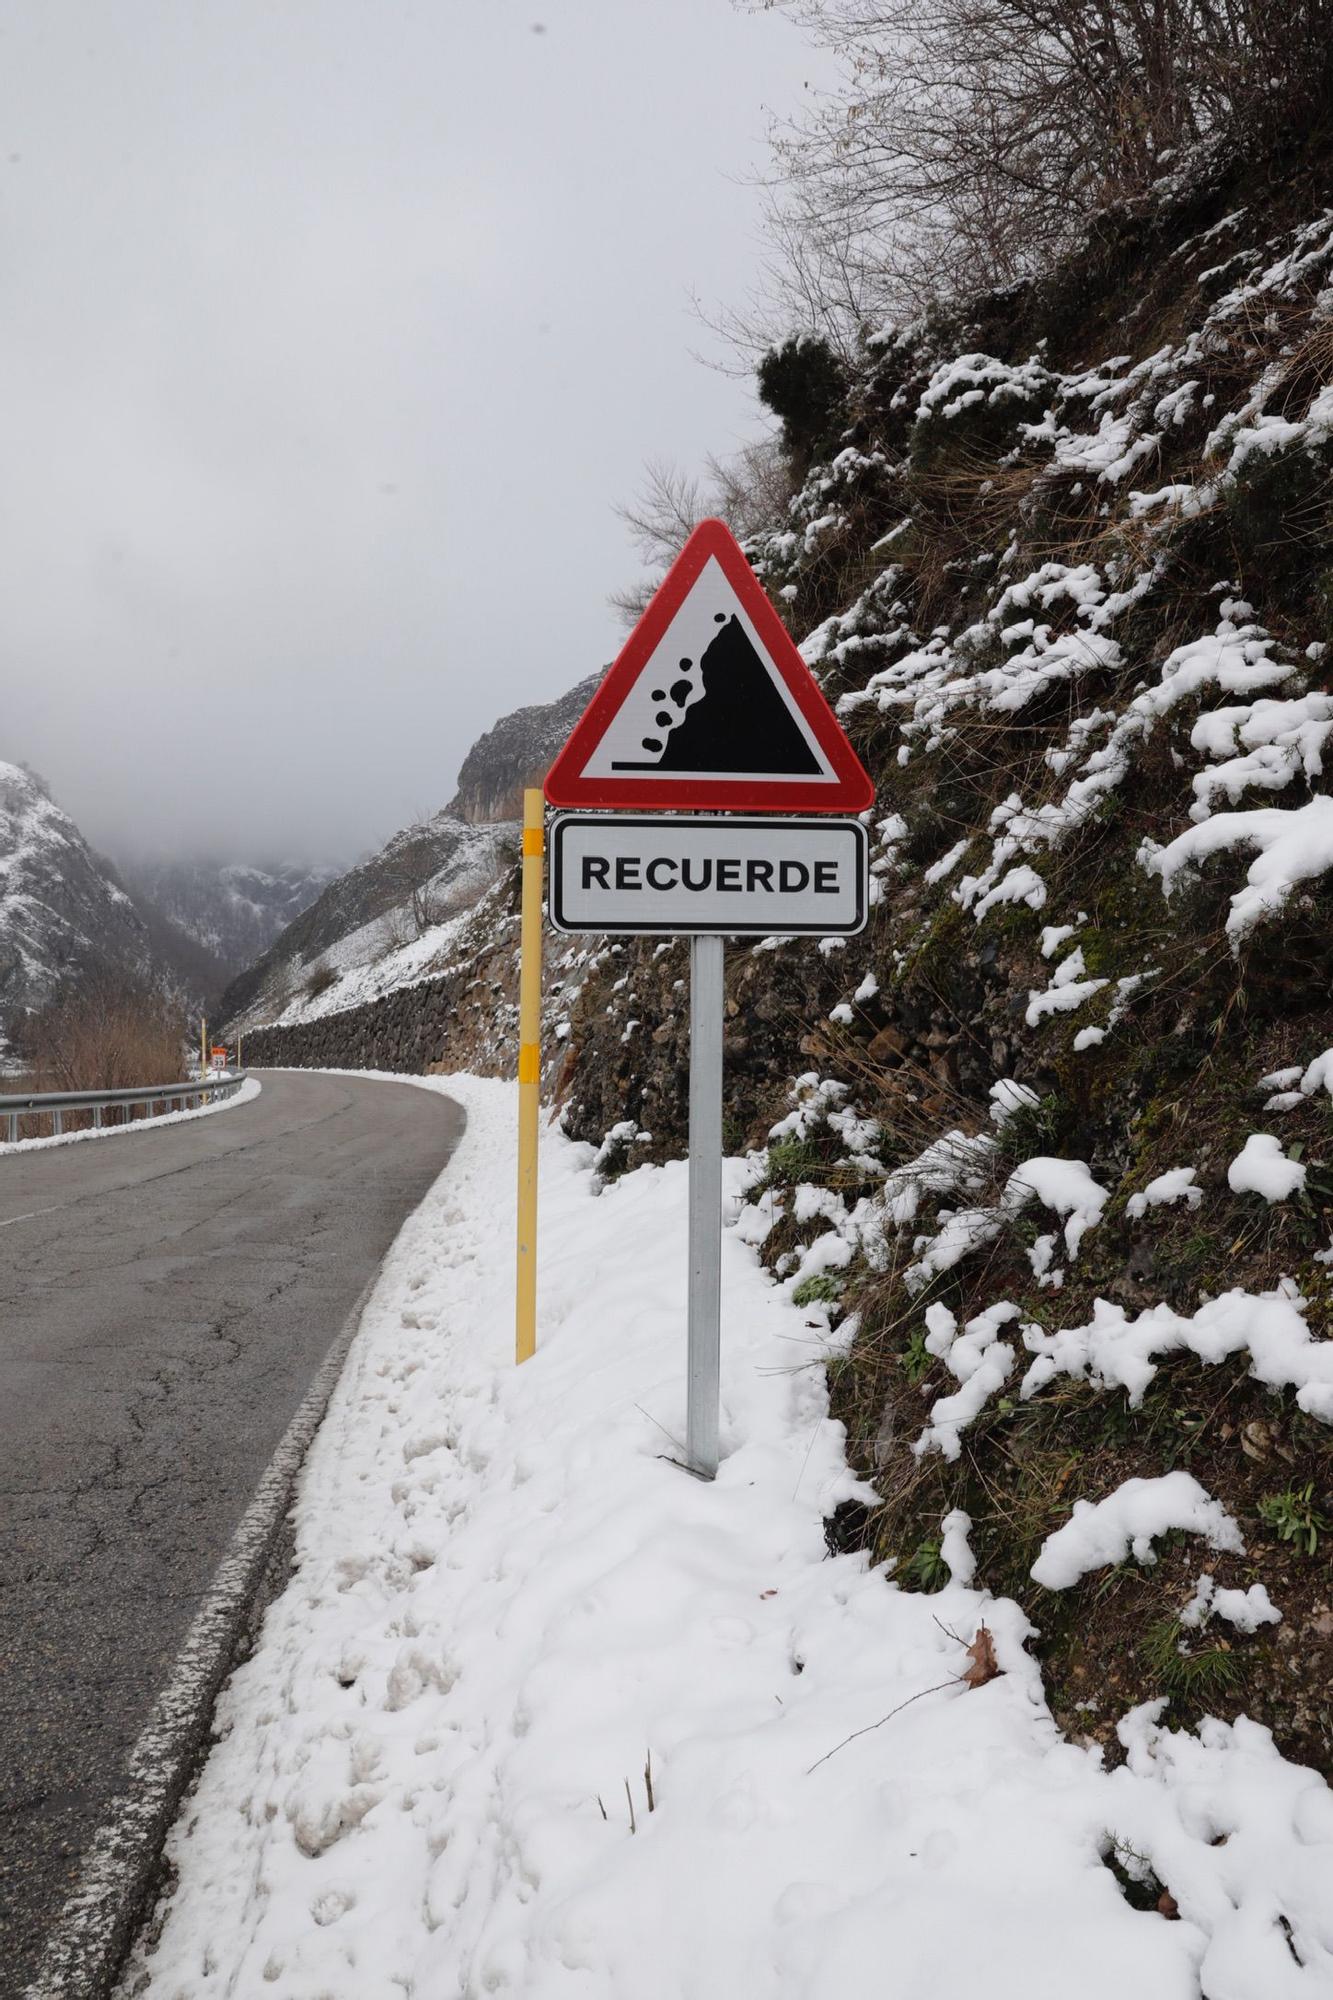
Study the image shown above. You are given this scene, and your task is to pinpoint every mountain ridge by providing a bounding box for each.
[0,760,163,1043]
[0,759,342,1041]
[216,673,604,1033]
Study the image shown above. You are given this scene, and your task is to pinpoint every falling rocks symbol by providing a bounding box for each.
[544,516,874,812]
[611,613,821,775]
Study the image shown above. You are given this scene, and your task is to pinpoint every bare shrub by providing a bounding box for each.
[17,975,186,1093]
[409,876,441,939]
[374,811,453,942]
[304,960,339,999]
[376,906,411,958]
[609,438,796,627]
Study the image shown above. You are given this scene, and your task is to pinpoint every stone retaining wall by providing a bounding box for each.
[240,953,517,1079]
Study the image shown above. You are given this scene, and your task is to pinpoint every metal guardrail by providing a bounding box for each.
[0,1072,249,1145]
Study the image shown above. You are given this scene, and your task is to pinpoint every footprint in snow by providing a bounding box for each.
[311,1886,356,1927]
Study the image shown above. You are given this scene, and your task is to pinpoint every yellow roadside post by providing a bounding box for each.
[515,788,544,1363]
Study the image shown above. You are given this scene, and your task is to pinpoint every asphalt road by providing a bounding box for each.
[0,1069,464,1993]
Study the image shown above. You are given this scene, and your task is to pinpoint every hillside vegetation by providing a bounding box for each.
[237,113,1333,1799]
[546,126,1333,1785]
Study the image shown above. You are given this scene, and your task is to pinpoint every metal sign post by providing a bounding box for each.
[541,517,875,1481]
[686,934,724,1479]
[548,809,869,1483]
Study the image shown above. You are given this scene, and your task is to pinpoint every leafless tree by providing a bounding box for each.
[745,0,1333,326]
[409,876,441,939]
[373,810,447,943]
[17,974,185,1091]
[609,439,796,627]
[711,436,800,536]
[691,168,890,370]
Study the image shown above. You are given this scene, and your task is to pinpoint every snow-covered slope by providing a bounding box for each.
[127,857,341,980]
[219,814,515,1033]
[122,1079,1333,1999]
[0,761,160,1033]
[220,675,602,1034]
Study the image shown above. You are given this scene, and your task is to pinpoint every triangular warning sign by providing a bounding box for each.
[544,518,874,812]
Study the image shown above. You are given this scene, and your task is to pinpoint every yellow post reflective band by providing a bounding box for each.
[515,789,544,1364]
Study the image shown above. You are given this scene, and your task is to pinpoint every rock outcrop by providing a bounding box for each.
[0,761,162,1036]
[447,675,601,824]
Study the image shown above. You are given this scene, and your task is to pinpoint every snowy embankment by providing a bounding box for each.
[124,1075,1332,1999]
[255,821,513,1033]
[0,1075,260,1155]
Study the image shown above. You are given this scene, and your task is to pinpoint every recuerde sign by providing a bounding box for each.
[548,813,868,937]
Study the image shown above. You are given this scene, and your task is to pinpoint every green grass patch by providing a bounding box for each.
[1258,1481,1330,1557]
[792,1271,844,1308]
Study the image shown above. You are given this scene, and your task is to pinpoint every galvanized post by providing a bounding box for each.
[53,1108,63,1137]
[686,933,724,1480]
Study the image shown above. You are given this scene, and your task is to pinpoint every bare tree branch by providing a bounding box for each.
[733,0,1331,333]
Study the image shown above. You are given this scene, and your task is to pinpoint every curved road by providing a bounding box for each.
[0,1069,464,1993]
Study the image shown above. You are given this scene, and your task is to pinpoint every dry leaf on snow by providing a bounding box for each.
[960,1625,999,1689]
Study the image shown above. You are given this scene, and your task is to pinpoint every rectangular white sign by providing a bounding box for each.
[549,813,868,936]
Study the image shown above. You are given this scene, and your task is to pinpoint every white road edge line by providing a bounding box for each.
[22,1272,378,2000]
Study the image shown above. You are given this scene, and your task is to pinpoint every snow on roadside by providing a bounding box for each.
[122,1075,1333,1999]
[0,1075,260,1155]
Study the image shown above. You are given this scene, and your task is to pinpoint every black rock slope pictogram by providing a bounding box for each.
[612,614,821,774]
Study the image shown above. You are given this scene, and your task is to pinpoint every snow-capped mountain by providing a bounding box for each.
[216,812,514,1032]
[125,857,342,979]
[0,760,162,1033]
[218,674,601,1033]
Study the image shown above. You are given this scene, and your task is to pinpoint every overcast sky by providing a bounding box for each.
[0,1,830,868]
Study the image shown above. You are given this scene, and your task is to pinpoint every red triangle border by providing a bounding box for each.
[544,518,874,813]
